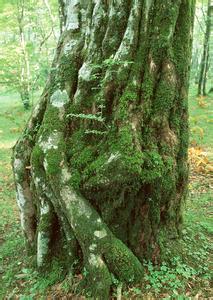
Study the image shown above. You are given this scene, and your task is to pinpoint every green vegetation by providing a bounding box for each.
[0,0,212,298]
[189,85,213,148]
[0,0,58,109]
[0,90,212,299]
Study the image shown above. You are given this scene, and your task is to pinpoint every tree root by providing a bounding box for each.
[12,91,48,250]
[26,88,144,297]
[31,158,78,268]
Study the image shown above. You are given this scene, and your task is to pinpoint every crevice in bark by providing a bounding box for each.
[102,0,132,58]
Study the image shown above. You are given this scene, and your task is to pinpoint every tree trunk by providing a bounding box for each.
[12,0,195,298]
[20,83,30,110]
[198,0,213,96]
[17,0,31,110]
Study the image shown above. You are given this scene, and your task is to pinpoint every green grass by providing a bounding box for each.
[0,91,212,299]
[0,94,29,299]
[0,93,30,146]
[189,84,213,152]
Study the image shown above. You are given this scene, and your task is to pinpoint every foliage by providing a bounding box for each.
[189,146,213,174]
[189,86,213,146]
[0,0,58,107]
[190,0,213,89]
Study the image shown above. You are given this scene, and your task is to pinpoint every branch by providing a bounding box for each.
[42,0,57,41]
[195,13,205,34]
[0,80,19,85]
[201,4,207,21]
[39,30,53,50]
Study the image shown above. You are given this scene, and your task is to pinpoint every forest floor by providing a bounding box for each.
[0,88,212,299]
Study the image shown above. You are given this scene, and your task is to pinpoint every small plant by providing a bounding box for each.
[67,112,105,123]
[143,258,198,295]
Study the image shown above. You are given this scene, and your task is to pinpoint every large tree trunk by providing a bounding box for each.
[12,0,195,298]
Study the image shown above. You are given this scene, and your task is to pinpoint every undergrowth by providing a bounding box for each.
[0,90,212,299]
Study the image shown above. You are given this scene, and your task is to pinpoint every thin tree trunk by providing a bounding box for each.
[202,45,210,95]
[17,0,31,109]
[12,1,195,298]
[43,0,57,41]
[198,0,212,96]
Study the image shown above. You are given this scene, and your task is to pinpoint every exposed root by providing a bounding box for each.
[12,91,48,250]
[36,199,53,268]
[27,88,144,296]
[84,254,112,299]
[31,157,78,268]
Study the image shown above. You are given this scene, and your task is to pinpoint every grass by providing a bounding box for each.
[0,89,212,299]
[0,94,29,299]
[189,83,213,157]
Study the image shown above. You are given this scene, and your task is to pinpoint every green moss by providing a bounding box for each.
[31,145,44,177]
[173,2,193,83]
[110,125,143,174]
[178,128,189,158]
[171,2,194,173]
[58,53,80,91]
[69,170,81,190]
[142,72,155,103]
[140,151,164,183]
[152,78,176,114]
[169,112,181,129]
[78,124,144,199]
[147,1,181,63]
[104,238,144,283]
[42,106,66,135]
[72,146,95,171]
[45,149,63,176]
[83,153,107,181]
[48,68,60,95]
[114,82,139,121]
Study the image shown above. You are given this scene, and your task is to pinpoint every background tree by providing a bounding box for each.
[16,0,31,109]
[12,1,195,298]
[207,0,213,93]
[0,0,58,109]
[197,0,213,96]
[191,1,207,84]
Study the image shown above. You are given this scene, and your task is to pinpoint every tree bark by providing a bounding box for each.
[12,0,195,298]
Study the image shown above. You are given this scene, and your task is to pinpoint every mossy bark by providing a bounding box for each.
[12,0,195,298]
